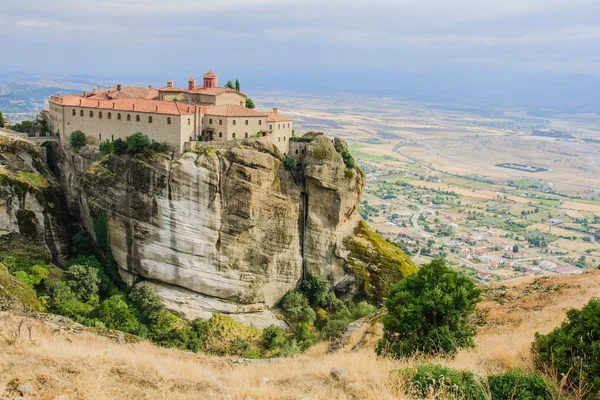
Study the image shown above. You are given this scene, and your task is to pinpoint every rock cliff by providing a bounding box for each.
[0,137,71,264]
[53,136,416,328]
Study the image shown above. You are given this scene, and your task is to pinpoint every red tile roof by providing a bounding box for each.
[203,104,266,117]
[50,95,196,115]
[266,111,292,122]
[91,86,158,100]
[203,70,218,78]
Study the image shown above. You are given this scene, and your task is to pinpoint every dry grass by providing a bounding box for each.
[2,270,600,399]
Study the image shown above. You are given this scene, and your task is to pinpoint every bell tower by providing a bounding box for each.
[203,70,218,88]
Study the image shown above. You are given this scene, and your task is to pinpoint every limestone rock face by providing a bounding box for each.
[0,137,71,263]
[56,137,415,328]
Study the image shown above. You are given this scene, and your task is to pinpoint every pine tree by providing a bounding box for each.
[235,79,240,91]
[0,110,4,128]
[225,80,234,89]
[245,97,255,109]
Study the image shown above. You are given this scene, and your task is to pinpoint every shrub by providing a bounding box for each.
[262,325,286,350]
[11,120,33,134]
[339,149,355,168]
[377,258,481,358]
[13,264,49,290]
[92,295,139,333]
[44,279,92,320]
[129,285,165,322]
[126,132,150,154]
[351,301,376,319]
[71,230,96,256]
[399,364,488,400]
[99,140,114,156]
[284,155,294,171]
[148,141,170,153]
[69,130,86,148]
[321,318,349,339]
[282,291,316,324]
[113,138,127,154]
[300,273,331,308]
[488,370,555,400]
[533,298,600,396]
[64,264,100,302]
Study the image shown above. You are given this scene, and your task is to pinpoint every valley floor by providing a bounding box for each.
[2,269,600,399]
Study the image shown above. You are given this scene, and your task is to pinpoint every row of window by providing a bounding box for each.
[205,119,290,130]
[72,109,177,125]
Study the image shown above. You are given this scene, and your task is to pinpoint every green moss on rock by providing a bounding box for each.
[344,220,417,303]
[0,262,43,311]
[202,313,262,356]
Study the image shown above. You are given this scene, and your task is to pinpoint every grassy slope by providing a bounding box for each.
[5,267,597,398]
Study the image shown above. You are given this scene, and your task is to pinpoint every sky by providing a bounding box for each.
[2,0,600,106]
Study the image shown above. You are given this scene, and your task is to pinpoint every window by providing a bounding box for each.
[259,120,262,125]
[187,118,191,125]
[288,123,290,128]
[99,133,102,140]
[99,111,103,118]
[269,124,272,130]
[232,133,236,139]
[245,120,248,125]
[127,114,131,121]
[233,120,236,126]
[295,149,298,154]
[167,117,171,125]
[136,115,140,122]
[108,112,112,119]
[278,124,280,129]
[80,110,84,116]
[209,119,213,124]
[118,113,122,120]
[148,116,153,123]
[245,132,248,138]
[283,137,286,141]
[219,119,222,125]
[278,137,281,142]
[72,109,76,116]
[89,111,94,118]
[111,135,114,141]
[219,132,223,138]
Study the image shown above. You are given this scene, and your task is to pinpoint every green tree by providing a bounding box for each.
[533,298,600,395]
[245,97,255,109]
[99,140,113,156]
[113,138,127,154]
[92,295,139,333]
[235,79,240,91]
[125,132,150,154]
[0,110,4,128]
[377,258,481,358]
[513,244,519,253]
[64,264,100,302]
[262,325,286,350]
[282,291,316,324]
[69,130,87,148]
[225,80,235,89]
[11,120,33,133]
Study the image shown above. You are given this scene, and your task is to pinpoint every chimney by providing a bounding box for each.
[83,91,87,97]
[240,101,244,107]
[79,99,82,105]
[97,101,100,107]
[148,84,152,89]
[97,85,100,91]
[188,78,196,90]
[113,102,115,109]
[133,104,136,111]
[167,80,174,88]
[156,105,159,112]
[272,107,278,114]
[117,84,122,92]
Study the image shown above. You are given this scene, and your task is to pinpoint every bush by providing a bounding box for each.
[284,155,294,171]
[71,230,96,256]
[148,141,170,153]
[282,291,316,324]
[400,364,488,400]
[262,325,286,350]
[488,370,555,400]
[99,140,113,156]
[13,264,49,290]
[92,295,139,333]
[64,264,100,302]
[11,120,33,134]
[321,318,349,339]
[533,298,600,396]
[126,132,150,154]
[113,138,127,154]
[377,258,481,358]
[44,278,92,320]
[300,273,330,308]
[339,149,355,169]
[129,284,165,321]
[69,130,86,148]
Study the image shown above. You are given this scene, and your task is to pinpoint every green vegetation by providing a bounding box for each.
[224,80,234,89]
[533,298,600,396]
[68,130,87,148]
[399,364,488,400]
[235,79,240,91]
[105,133,170,155]
[245,97,255,109]
[10,120,33,134]
[284,154,294,171]
[0,262,42,311]
[377,258,481,358]
[488,370,555,400]
[344,220,417,302]
[0,110,4,128]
